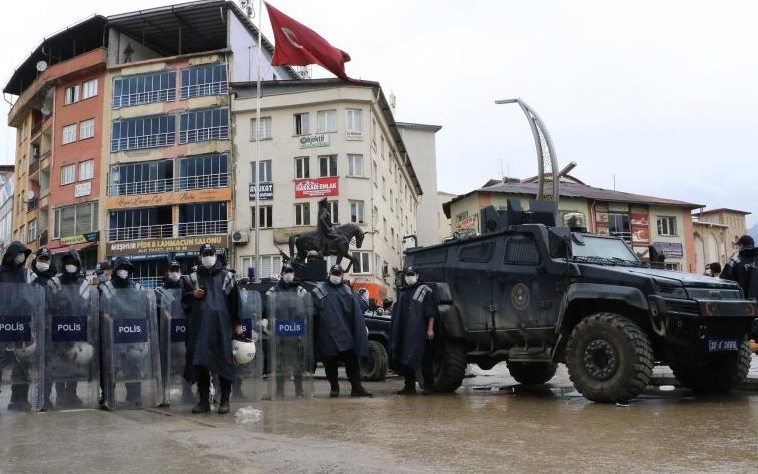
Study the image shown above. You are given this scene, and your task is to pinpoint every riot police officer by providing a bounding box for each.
[183,243,242,414]
[311,264,372,398]
[30,247,56,286]
[0,241,35,411]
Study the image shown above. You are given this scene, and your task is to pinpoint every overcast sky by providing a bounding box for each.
[2,1,756,226]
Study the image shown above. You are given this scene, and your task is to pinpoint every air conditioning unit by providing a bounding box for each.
[231,231,249,244]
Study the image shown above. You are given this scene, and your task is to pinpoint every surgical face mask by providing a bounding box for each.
[201,255,216,269]
[167,272,181,282]
[65,264,78,274]
[116,269,129,279]
[13,253,26,265]
[282,273,295,283]
[35,262,50,272]
[404,275,418,286]
[329,275,342,285]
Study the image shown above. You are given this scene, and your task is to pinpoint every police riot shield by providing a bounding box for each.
[233,286,263,402]
[266,287,315,400]
[45,283,100,410]
[157,288,194,407]
[100,286,160,410]
[0,283,46,413]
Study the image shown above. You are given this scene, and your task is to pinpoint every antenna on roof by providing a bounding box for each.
[240,0,254,18]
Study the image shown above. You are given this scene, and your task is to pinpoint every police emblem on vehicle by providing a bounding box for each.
[511,283,530,310]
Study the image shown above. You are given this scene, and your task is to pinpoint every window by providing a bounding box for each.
[54,201,98,239]
[657,216,677,236]
[108,206,171,241]
[113,71,176,108]
[82,79,98,99]
[179,154,228,190]
[316,109,336,133]
[251,116,272,140]
[251,160,272,183]
[79,119,95,140]
[319,155,337,177]
[382,177,386,198]
[178,202,228,236]
[326,200,339,224]
[372,161,378,187]
[180,63,228,99]
[64,85,79,105]
[109,160,174,196]
[79,160,94,181]
[241,255,282,280]
[346,108,362,138]
[252,205,273,229]
[61,164,75,185]
[111,115,176,152]
[294,113,310,135]
[608,212,631,243]
[180,108,229,143]
[390,190,394,211]
[295,156,310,179]
[27,219,36,243]
[347,154,363,177]
[62,124,77,145]
[349,251,371,273]
[350,200,364,224]
[295,203,311,226]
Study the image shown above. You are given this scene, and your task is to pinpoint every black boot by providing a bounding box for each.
[8,384,31,412]
[329,379,340,398]
[218,379,231,414]
[275,375,286,398]
[294,375,304,398]
[125,382,142,408]
[65,383,84,407]
[192,379,211,413]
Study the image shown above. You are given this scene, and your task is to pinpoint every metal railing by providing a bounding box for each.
[113,89,176,109]
[180,81,228,99]
[111,132,176,152]
[179,126,229,144]
[108,220,228,242]
[108,172,229,196]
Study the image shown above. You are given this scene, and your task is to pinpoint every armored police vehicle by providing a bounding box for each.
[404,199,758,402]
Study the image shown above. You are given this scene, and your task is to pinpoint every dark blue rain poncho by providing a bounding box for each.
[390,281,438,370]
[182,260,239,382]
[311,281,368,362]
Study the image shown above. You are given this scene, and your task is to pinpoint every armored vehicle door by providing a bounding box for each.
[491,231,564,347]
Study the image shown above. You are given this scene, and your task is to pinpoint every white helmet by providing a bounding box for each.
[126,342,149,360]
[13,341,37,359]
[66,342,94,365]
[232,337,256,365]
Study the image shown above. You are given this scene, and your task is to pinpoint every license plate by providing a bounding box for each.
[708,339,739,352]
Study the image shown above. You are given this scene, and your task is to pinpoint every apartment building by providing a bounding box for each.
[230,79,424,300]
[0,165,14,253]
[4,1,300,284]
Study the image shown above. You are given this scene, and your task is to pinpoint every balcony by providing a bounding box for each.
[108,220,228,242]
[108,173,229,197]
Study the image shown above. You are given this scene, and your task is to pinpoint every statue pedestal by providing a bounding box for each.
[297,260,327,282]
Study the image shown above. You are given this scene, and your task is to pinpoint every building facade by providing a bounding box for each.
[693,208,751,274]
[443,177,704,272]
[230,79,424,301]
[0,165,14,254]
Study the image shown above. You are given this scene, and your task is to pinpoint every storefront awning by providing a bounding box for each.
[50,241,98,255]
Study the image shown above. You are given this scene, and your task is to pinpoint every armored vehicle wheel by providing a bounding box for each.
[669,340,751,393]
[361,340,388,381]
[566,313,653,403]
[432,339,467,393]
[506,361,558,385]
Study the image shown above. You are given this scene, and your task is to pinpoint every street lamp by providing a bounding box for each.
[495,98,561,222]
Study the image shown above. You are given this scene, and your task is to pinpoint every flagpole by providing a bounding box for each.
[254,0,263,283]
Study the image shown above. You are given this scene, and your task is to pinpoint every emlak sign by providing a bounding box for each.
[295,177,338,198]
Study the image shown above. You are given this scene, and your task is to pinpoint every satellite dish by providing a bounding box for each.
[25,190,35,201]
[40,107,50,116]
[35,61,48,72]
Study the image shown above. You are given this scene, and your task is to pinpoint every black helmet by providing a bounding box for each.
[329,264,344,275]
[35,247,52,259]
[737,235,755,248]
[199,243,216,255]
[281,262,295,273]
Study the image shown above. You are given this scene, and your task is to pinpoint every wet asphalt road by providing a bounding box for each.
[4,360,758,474]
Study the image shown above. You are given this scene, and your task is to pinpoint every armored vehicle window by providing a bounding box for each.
[459,241,494,262]
[411,247,447,265]
[503,235,541,265]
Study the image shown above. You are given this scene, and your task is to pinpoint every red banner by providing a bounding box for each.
[295,177,339,198]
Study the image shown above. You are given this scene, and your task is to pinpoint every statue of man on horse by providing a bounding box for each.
[288,198,366,272]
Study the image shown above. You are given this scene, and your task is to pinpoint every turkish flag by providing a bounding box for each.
[265,2,358,83]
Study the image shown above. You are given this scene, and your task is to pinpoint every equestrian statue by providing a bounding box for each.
[288,198,366,272]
